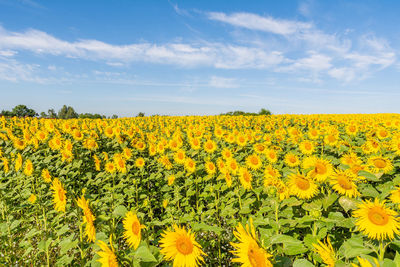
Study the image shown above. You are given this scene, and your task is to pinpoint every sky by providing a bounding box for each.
[0,0,400,116]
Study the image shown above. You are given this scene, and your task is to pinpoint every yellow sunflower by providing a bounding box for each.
[23,159,34,176]
[351,257,380,267]
[97,240,118,267]
[230,218,273,267]
[105,162,116,173]
[204,161,216,176]
[284,153,300,167]
[123,211,145,250]
[389,186,400,204]
[51,178,67,212]
[77,194,96,243]
[159,225,206,267]
[204,139,217,153]
[353,198,400,240]
[368,156,393,174]
[245,154,262,170]
[28,194,37,204]
[329,169,360,198]
[312,237,336,267]
[288,173,318,199]
[239,167,252,190]
[302,157,333,182]
[135,157,145,168]
[168,175,176,186]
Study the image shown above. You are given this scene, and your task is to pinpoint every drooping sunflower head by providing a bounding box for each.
[159,225,206,267]
[353,198,400,240]
[230,218,273,267]
[97,240,118,267]
[123,211,145,250]
[312,237,336,267]
[389,186,400,204]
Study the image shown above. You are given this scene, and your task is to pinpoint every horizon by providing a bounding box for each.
[1,0,400,116]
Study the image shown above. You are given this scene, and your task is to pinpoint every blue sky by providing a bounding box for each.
[0,0,400,116]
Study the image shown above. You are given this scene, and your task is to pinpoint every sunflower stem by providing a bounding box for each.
[378,240,385,262]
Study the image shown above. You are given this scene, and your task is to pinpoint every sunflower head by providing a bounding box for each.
[353,198,400,240]
[159,225,206,267]
[123,211,145,250]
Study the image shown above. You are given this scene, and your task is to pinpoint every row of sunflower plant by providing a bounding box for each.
[1,114,400,266]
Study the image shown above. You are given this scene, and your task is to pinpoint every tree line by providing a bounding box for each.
[220,108,272,116]
[0,105,120,119]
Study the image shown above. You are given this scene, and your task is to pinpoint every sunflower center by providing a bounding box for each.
[250,157,259,165]
[368,208,389,226]
[247,241,267,267]
[58,189,64,201]
[315,163,327,175]
[295,177,310,191]
[337,175,353,190]
[374,159,387,169]
[243,172,251,182]
[305,143,312,150]
[131,221,140,235]
[176,236,193,255]
[289,156,296,163]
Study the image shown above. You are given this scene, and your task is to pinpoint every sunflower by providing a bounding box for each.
[245,154,262,170]
[204,139,217,154]
[168,175,176,186]
[135,157,145,168]
[15,153,23,172]
[368,156,393,174]
[265,149,278,163]
[284,153,300,167]
[312,237,336,267]
[224,172,233,187]
[77,194,96,242]
[340,152,362,166]
[205,161,216,176]
[351,257,379,267]
[236,134,247,146]
[13,138,26,150]
[105,162,116,173]
[51,178,66,212]
[189,137,201,150]
[123,211,145,250]
[97,240,118,267]
[23,159,34,176]
[159,225,206,267]
[28,194,37,204]
[93,155,101,171]
[221,148,233,160]
[227,158,239,175]
[302,157,333,182]
[114,155,127,173]
[174,149,186,164]
[230,218,273,267]
[288,173,318,200]
[184,158,196,174]
[329,169,360,198]
[353,198,400,240]
[389,186,400,204]
[239,167,252,190]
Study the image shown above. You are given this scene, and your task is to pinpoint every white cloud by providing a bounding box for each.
[209,76,239,88]
[0,50,17,57]
[0,58,46,83]
[278,52,332,72]
[0,25,285,69]
[328,67,356,83]
[207,12,312,36]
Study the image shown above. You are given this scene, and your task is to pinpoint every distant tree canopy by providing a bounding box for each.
[1,104,110,119]
[221,108,272,116]
[0,105,38,117]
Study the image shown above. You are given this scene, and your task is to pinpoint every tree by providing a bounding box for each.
[11,105,37,117]
[258,108,272,116]
[40,112,47,118]
[111,115,118,119]
[137,112,145,117]
[48,109,58,118]
[58,105,78,119]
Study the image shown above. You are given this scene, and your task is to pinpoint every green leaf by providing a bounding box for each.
[270,234,308,255]
[293,259,314,267]
[56,255,74,266]
[59,236,79,255]
[338,236,373,259]
[358,170,380,181]
[191,222,223,235]
[134,244,157,262]
[338,196,359,212]
[113,205,128,218]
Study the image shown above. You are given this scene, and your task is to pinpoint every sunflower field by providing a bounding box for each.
[1,114,400,266]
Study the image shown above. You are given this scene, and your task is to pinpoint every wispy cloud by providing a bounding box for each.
[209,76,239,88]
[207,12,312,36]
